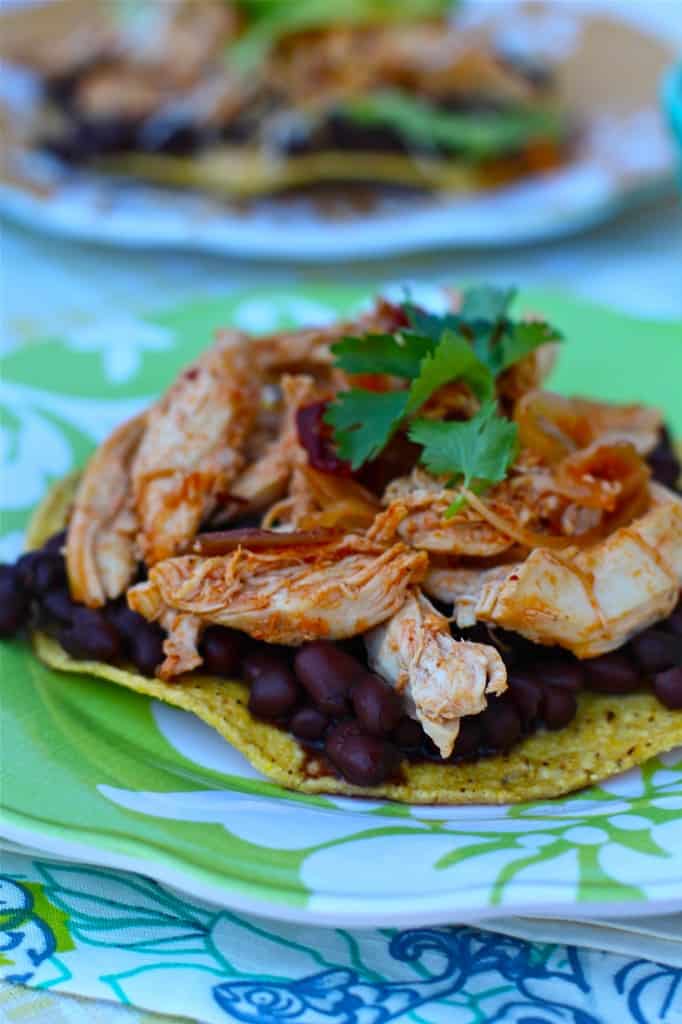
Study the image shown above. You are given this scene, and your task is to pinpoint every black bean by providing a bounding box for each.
[537,657,585,692]
[351,672,402,737]
[0,564,30,636]
[451,716,482,758]
[41,587,75,624]
[507,671,543,723]
[325,721,400,787]
[201,626,243,677]
[44,530,67,555]
[391,716,427,750]
[16,551,42,593]
[632,629,682,674]
[479,699,521,751]
[59,606,121,662]
[542,687,578,730]
[665,604,682,637]
[129,623,165,677]
[584,652,641,694]
[105,600,144,639]
[290,706,329,741]
[32,554,67,595]
[650,458,680,489]
[654,667,682,710]
[294,643,364,716]
[242,648,290,683]
[248,666,299,719]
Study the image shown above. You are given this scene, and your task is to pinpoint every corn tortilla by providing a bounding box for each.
[95,146,560,200]
[27,474,682,804]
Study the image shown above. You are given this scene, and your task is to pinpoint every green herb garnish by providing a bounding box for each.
[342,91,566,160]
[229,0,453,73]
[324,284,561,505]
[409,401,519,515]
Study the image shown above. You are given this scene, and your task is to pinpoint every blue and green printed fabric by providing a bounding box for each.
[2,850,682,1024]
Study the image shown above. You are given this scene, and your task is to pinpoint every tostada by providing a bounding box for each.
[2,0,571,198]
[2,285,682,803]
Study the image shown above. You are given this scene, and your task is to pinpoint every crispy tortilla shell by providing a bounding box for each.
[95,144,565,200]
[28,474,682,804]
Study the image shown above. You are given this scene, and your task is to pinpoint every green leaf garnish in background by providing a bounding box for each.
[460,285,517,323]
[409,400,519,515]
[342,91,566,160]
[229,0,453,73]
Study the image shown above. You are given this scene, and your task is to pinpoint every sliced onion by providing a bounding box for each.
[194,528,338,556]
[554,441,650,511]
[458,482,650,552]
[515,391,592,463]
[296,401,351,476]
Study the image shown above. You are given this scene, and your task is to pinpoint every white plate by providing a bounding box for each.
[0,1,678,260]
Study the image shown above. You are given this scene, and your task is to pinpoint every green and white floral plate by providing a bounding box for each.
[2,284,682,927]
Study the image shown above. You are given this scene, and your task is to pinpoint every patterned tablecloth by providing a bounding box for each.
[2,165,682,1022]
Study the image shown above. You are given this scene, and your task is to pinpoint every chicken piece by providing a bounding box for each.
[424,562,521,628]
[497,342,559,408]
[135,0,239,88]
[66,413,147,607]
[383,468,518,557]
[0,2,116,79]
[476,484,682,658]
[74,64,166,122]
[128,530,428,679]
[131,331,258,566]
[365,590,507,757]
[228,374,318,515]
[232,297,412,380]
[265,464,380,532]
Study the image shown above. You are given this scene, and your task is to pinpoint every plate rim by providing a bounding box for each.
[6,817,682,927]
[3,285,682,928]
[0,172,674,262]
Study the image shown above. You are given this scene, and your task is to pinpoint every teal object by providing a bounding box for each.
[663,62,682,188]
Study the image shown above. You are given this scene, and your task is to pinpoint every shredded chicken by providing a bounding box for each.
[128,527,428,679]
[424,562,521,627]
[365,590,507,757]
[384,467,519,556]
[228,374,319,515]
[66,412,147,607]
[131,330,258,566]
[473,484,682,658]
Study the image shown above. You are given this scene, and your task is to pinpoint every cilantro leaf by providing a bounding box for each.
[409,401,519,512]
[406,330,494,413]
[331,332,434,379]
[403,302,462,344]
[497,320,562,373]
[324,390,408,470]
[460,284,517,323]
[343,91,566,160]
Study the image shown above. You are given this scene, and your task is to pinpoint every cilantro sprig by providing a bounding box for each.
[410,401,519,515]
[324,284,561,498]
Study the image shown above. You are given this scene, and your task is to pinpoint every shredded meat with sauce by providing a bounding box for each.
[63,292,681,747]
